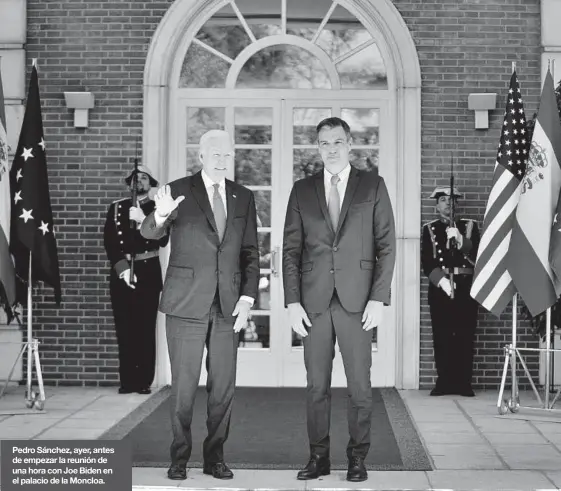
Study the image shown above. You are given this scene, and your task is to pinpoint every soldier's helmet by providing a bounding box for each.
[429,186,463,201]
[124,165,158,187]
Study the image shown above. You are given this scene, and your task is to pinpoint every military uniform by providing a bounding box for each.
[421,195,480,396]
[104,195,168,393]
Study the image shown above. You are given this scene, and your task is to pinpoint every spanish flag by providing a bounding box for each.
[0,62,16,319]
[506,68,561,316]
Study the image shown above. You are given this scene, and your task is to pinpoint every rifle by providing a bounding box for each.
[449,155,456,299]
[129,137,139,285]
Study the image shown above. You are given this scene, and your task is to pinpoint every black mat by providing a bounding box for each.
[100,386,432,471]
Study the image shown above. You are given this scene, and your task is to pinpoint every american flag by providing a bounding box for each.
[470,70,528,316]
[9,64,61,305]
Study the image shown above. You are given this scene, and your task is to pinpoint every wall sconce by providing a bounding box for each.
[64,92,95,128]
[468,93,497,129]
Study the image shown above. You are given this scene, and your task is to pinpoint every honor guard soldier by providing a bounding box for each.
[421,186,480,397]
[103,165,169,394]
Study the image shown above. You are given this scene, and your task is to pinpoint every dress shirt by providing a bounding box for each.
[201,170,254,308]
[324,164,351,210]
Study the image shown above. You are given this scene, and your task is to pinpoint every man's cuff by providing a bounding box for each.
[114,259,130,277]
[154,211,169,227]
[429,268,446,287]
[239,295,254,307]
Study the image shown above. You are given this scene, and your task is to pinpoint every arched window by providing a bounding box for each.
[179,0,388,90]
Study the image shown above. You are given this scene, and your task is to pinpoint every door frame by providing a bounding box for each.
[144,0,421,389]
[164,93,397,387]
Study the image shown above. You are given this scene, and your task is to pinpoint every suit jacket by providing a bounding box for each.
[421,217,480,289]
[103,197,168,281]
[282,166,396,314]
[140,171,259,319]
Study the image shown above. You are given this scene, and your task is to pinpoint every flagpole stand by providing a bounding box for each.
[23,252,46,411]
[497,298,561,414]
[0,338,46,413]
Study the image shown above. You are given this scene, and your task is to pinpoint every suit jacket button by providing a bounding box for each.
[333,246,338,252]
[330,269,334,273]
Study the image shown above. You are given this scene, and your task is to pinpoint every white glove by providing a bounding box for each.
[119,269,137,289]
[438,277,455,297]
[446,227,463,249]
[129,206,146,224]
[154,185,185,219]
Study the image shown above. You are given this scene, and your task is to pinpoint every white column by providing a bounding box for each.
[541,0,561,84]
[0,0,26,385]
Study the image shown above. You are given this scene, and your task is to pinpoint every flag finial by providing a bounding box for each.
[32,59,37,68]
[512,61,516,73]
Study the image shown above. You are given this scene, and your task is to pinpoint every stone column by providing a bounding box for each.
[541,0,561,82]
[0,0,26,385]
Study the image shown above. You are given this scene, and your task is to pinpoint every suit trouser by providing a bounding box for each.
[428,278,477,391]
[166,297,239,467]
[109,258,161,391]
[303,291,373,460]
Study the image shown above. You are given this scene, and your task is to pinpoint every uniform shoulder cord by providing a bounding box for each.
[425,223,437,259]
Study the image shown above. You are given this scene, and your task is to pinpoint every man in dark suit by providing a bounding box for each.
[103,165,167,395]
[282,117,396,483]
[141,130,259,481]
[421,186,480,397]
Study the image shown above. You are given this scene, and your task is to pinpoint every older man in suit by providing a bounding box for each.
[283,117,396,483]
[141,129,259,481]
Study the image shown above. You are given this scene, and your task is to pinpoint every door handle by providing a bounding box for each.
[271,246,280,277]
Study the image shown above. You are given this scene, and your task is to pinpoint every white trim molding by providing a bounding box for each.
[144,0,421,388]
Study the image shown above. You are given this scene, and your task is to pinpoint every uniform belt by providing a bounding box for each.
[444,267,473,275]
[125,250,159,261]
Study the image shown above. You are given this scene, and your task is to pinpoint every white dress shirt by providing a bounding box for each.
[324,164,351,210]
[201,170,254,307]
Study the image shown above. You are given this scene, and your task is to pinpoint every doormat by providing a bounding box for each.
[100,386,432,471]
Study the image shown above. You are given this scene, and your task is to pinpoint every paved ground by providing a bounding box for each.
[0,385,560,490]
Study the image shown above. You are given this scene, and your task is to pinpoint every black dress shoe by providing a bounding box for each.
[137,388,151,395]
[430,387,453,396]
[347,456,367,482]
[203,462,234,480]
[118,387,134,394]
[458,387,475,397]
[167,464,187,480]
[296,455,330,480]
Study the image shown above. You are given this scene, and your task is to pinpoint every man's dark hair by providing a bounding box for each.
[316,117,352,141]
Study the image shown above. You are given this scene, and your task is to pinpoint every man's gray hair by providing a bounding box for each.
[199,129,234,152]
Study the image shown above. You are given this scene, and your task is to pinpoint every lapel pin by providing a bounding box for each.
[232,194,236,198]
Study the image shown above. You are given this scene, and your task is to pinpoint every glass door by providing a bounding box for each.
[179,98,284,386]
[177,96,396,387]
[279,99,396,387]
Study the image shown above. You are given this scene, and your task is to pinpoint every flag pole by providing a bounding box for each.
[544,58,555,410]
[545,308,551,408]
[511,293,518,407]
[26,251,32,401]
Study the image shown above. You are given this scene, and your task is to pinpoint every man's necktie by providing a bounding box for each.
[328,174,341,230]
[212,183,226,241]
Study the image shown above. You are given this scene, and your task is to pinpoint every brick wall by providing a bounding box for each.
[23,0,544,387]
[392,0,543,389]
[25,0,173,386]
